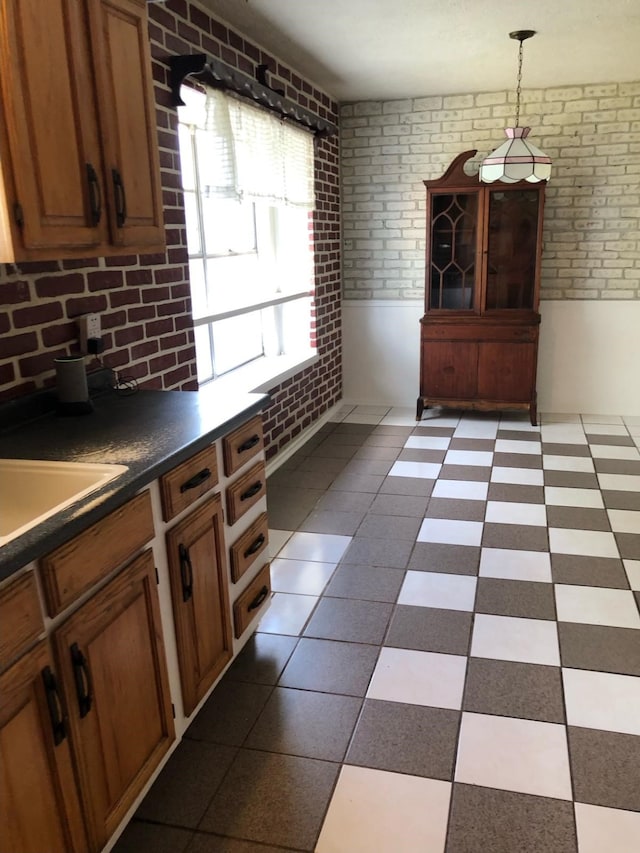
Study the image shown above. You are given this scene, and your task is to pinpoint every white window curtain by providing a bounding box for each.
[202,88,315,209]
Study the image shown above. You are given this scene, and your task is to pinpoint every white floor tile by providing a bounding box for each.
[277,531,352,563]
[389,460,442,479]
[417,518,483,547]
[541,414,582,424]
[257,592,317,635]
[328,405,354,422]
[398,571,477,611]
[623,415,640,427]
[367,647,467,709]
[544,487,604,508]
[267,529,294,558]
[582,414,625,425]
[495,439,542,455]
[485,500,547,527]
[555,585,640,629]
[543,455,595,473]
[491,466,544,486]
[499,418,540,432]
[479,548,552,583]
[316,766,451,853]
[352,405,392,415]
[590,444,640,460]
[380,410,418,426]
[607,509,640,533]
[624,559,640,589]
[540,424,587,443]
[598,473,640,492]
[405,435,451,450]
[453,420,499,438]
[549,527,619,558]
[455,712,572,800]
[270,558,336,595]
[418,414,461,427]
[342,413,385,424]
[444,449,494,467]
[575,802,640,853]
[431,479,488,500]
[471,613,560,666]
[584,424,630,436]
[562,669,640,736]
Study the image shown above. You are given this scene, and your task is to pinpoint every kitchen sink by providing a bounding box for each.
[0,459,128,547]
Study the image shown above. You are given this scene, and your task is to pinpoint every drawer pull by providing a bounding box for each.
[248,585,269,612]
[42,666,66,746]
[237,434,260,453]
[240,481,263,501]
[70,643,92,719]
[178,543,193,602]
[180,467,212,493]
[244,534,266,558]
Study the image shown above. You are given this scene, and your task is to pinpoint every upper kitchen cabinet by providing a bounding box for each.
[417,150,546,425]
[0,0,164,263]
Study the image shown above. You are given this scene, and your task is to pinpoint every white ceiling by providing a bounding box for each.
[197,0,640,102]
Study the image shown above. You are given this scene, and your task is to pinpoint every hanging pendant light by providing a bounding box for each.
[480,30,552,184]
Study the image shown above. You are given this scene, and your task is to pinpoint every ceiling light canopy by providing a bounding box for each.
[479,30,552,184]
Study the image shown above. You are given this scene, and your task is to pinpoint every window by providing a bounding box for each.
[178,87,316,386]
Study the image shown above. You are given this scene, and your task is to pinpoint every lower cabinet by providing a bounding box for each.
[53,549,175,851]
[165,493,233,717]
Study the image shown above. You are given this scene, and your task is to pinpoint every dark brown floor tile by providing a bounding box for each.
[341,536,414,568]
[601,489,640,511]
[385,605,472,655]
[594,458,640,475]
[278,638,379,696]
[346,699,460,780]
[635,590,640,609]
[371,424,415,435]
[245,687,361,761]
[323,564,404,602]
[368,492,430,517]
[615,532,640,560]
[585,433,635,446]
[446,784,577,853]
[363,432,411,447]
[482,523,549,552]
[378,476,435,497]
[546,506,611,531]
[568,727,640,812]
[558,622,640,675]
[551,554,629,588]
[449,438,496,451]
[293,455,351,474]
[493,452,542,469]
[487,483,545,504]
[312,439,359,456]
[542,442,591,457]
[408,542,480,575]
[298,509,365,535]
[266,486,323,528]
[269,468,337,490]
[397,447,447,463]
[186,833,293,853]
[341,458,393,476]
[440,464,492,482]
[544,470,600,489]
[351,444,400,461]
[498,430,542,442]
[226,633,298,685]
[356,512,422,540]
[303,597,393,644]
[314,490,375,513]
[475,578,556,620]
[184,681,272,746]
[463,658,565,722]
[425,497,486,521]
[328,471,386,493]
[199,750,338,850]
[136,740,237,828]
[413,425,456,437]
[113,821,193,853]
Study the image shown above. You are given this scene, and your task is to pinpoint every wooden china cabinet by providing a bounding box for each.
[417,150,546,425]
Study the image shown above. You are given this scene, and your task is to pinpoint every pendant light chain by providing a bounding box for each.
[515,38,524,127]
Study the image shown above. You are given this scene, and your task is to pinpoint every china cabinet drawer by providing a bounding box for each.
[226,461,267,526]
[0,571,42,671]
[222,415,264,476]
[233,562,271,639]
[229,512,269,583]
[160,444,218,522]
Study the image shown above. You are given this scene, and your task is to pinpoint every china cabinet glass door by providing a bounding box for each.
[485,189,540,310]
[429,192,478,310]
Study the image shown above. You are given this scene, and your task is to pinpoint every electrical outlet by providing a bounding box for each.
[79,313,101,353]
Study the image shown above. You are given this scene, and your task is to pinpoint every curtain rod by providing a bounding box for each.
[169,54,338,138]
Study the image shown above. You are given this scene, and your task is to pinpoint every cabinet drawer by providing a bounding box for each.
[233,562,271,639]
[160,444,218,522]
[40,490,154,616]
[0,571,42,671]
[229,512,269,583]
[226,461,267,526]
[423,323,538,343]
[222,416,264,476]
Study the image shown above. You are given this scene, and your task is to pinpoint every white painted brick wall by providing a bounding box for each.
[341,81,640,301]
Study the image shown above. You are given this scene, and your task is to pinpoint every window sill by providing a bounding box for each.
[199,350,318,396]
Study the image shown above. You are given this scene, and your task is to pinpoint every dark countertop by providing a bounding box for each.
[0,386,269,582]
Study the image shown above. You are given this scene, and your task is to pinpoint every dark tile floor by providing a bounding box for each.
[114,407,640,852]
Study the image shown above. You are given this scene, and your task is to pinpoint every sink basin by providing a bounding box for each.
[0,459,128,547]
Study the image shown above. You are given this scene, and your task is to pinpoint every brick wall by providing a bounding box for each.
[342,82,640,301]
[0,0,342,458]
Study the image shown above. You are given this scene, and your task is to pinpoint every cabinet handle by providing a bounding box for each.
[86,163,102,226]
[41,666,66,746]
[237,434,260,453]
[179,467,212,493]
[111,168,127,227]
[244,533,266,558]
[248,585,269,612]
[70,643,92,719]
[240,481,262,501]
[178,543,193,602]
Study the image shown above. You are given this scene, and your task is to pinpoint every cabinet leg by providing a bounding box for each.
[416,398,425,421]
[530,402,538,427]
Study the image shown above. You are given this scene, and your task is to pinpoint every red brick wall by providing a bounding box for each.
[0,0,342,458]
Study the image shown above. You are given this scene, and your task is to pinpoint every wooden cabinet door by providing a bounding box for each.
[0,641,87,853]
[88,0,164,249]
[477,342,537,403]
[421,341,478,399]
[166,494,233,717]
[54,550,174,851]
[0,0,107,261]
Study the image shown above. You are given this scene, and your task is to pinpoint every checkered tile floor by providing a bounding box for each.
[116,408,640,853]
